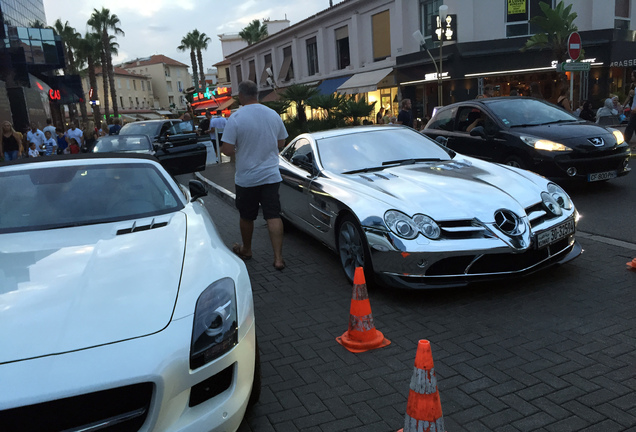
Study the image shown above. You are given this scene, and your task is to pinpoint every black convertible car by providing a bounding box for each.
[422,97,631,182]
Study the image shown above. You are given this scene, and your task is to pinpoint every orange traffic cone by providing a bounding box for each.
[627,258,636,270]
[398,340,445,432]
[336,267,390,353]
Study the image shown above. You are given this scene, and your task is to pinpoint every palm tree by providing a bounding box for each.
[178,31,199,91]
[239,19,268,45]
[522,1,579,75]
[280,84,320,127]
[77,32,103,124]
[307,93,344,120]
[52,19,81,122]
[30,19,47,28]
[337,96,376,126]
[191,30,211,90]
[89,7,125,120]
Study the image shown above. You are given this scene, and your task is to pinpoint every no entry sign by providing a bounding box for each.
[568,32,581,60]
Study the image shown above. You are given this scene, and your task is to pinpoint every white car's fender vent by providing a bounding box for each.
[0,382,152,431]
[117,219,168,236]
[189,363,234,407]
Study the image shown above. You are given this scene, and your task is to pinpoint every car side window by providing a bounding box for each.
[427,107,457,131]
[457,107,496,135]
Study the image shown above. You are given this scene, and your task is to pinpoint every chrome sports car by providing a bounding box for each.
[279,126,581,289]
[0,154,258,431]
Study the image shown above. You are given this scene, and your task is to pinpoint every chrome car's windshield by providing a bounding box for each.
[317,128,453,174]
[0,163,183,233]
[485,98,579,127]
[92,135,153,153]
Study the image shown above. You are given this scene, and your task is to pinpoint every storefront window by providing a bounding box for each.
[419,0,442,39]
[506,0,555,38]
[615,0,630,29]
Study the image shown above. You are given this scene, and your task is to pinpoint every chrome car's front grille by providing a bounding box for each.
[0,382,153,432]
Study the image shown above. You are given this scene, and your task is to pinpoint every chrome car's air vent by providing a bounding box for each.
[439,220,492,239]
[358,172,398,182]
[117,218,168,235]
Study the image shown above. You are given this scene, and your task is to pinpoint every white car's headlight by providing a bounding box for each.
[520,136,572,152]
[609,128,625,145]
[384,210,441,240]
[191,278,238,369]
[547,183,573,211]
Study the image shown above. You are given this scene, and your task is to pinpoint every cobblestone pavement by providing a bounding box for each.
[189,170,636,432]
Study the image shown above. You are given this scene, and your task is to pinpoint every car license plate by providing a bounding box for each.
[537,219,575,249]
[588,170,617,182]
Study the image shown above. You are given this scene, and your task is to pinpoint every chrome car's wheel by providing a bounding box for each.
[337,215,368,284]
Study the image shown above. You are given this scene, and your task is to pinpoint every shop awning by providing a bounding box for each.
[315,75,352,96]
[336,67,394,95]
[121,114,140,122]
[192,100,219,111]
[156,110,173,115]
[261,90,281,102]
[138,113,162,120]
[215,98,236,112]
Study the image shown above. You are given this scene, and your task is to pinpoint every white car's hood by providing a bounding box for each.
[0,213,186,364]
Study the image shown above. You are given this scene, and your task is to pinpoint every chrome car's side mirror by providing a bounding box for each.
[189,180,207,202]
[291,153,315,172]
[435,136,449,146]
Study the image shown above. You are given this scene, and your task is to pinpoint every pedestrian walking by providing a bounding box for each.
[396,98,414,128]
[66,121,84,147]
[220,80,288,271]
[26,123,45,154]
[43,118,57,137]
[2,121,24,161]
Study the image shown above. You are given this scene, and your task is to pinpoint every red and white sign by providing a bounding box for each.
[568,32,581,60]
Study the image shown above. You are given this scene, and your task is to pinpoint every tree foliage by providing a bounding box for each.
[239,20,268,45]
[521,1,579,64]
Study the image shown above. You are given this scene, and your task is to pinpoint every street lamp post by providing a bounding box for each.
[412,30,440,106]
[437,5,448,107]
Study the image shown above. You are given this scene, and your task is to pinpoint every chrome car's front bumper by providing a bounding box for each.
[363,214,581,289]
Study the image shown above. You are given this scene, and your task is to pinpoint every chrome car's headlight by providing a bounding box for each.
[609,128,625,145]
[384,211,441,240]
[413,214,441,239]
[385,210,418,239]
[547,183,573,211]
[190,278,238,369]
[520,136,572,152]
[541,192,563,216]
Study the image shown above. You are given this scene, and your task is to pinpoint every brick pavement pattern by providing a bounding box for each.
[194,177,636,432]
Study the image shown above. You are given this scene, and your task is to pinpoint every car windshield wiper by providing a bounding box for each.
[381,158,443,166]
[342,165,388,175]
[540,119,578,125]
[510,123,540,128]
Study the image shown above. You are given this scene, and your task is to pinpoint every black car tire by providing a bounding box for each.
[247,338,261,408]
[502,155,526,169]
[337,213,373,286]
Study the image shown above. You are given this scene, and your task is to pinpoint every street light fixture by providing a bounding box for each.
[437,5,448,107]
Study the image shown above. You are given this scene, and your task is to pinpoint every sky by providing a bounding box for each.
[42,0,341,70]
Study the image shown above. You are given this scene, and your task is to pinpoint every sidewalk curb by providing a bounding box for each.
[195,171,236,207]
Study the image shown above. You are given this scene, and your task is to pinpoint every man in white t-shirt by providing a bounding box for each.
[221,80,288,271]
[26,123,45,153]
[66,121,84,147]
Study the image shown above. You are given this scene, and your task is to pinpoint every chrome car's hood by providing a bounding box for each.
[0,213,186,364]
[340,158,541,221]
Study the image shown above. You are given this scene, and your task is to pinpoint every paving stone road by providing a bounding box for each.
[192,174,636,432]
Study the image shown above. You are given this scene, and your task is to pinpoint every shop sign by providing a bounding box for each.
[49,89,61,100]
[557,62,590,72]
[432,14,457,42]
[507,0,526,15]
[610,58,636,67]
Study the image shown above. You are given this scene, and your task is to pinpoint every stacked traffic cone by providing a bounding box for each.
[627,258,636,270]
[336,267,390,353]
[398,340,445,432]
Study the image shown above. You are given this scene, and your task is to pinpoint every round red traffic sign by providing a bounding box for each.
[568,32,581,60]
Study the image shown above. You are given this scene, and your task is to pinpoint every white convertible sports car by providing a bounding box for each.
[0,154,258,431]
[279,126,582,289]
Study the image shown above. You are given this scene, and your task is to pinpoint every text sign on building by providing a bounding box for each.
[568,32,582,60]
[431,14,457,42]
[507,0,526,15]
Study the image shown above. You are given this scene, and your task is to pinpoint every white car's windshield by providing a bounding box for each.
[485,98,579,127]
[317,128,453,174]
[92,135,153,153]
[0,163,183,233]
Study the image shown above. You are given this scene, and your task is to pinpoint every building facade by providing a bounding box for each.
[224,0,636,121]
[0,0,46,27]
[120,55,192,112]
